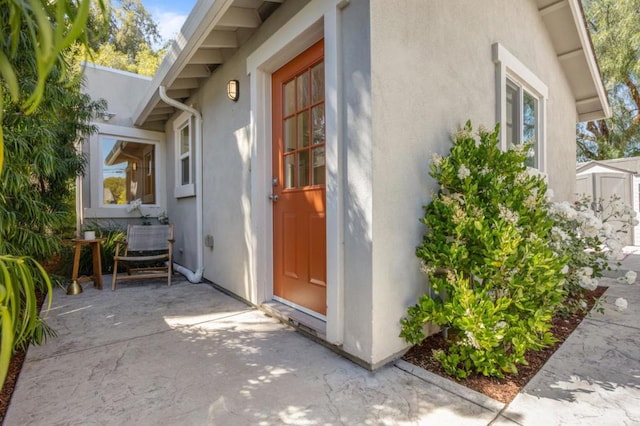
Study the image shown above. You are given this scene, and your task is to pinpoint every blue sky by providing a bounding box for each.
[139,0,197,42]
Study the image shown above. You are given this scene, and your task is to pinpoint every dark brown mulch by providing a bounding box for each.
[0,290,47,424]
[402,286,607,404]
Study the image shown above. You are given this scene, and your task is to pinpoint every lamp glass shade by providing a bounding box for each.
[227,80,239,101]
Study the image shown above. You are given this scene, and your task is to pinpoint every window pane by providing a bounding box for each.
[102,138,156,205]
[297,111,309,148]
[296,72,309,109]
[284,80,295,116]
[523,91,538,168]
[312,147,325,185]
[523,91,538,143]
[181,157,190,186]
[180,125,190,155]
[284,154,295,189]
[312,104,325,145]
[506,80,519,146]
[311,62,324,104]
[284,117,296,152]
[298,150,309,187]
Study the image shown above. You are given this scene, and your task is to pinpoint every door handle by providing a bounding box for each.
[269,194,279,202]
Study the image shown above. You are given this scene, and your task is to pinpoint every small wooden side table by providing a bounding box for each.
[71,238,106,290]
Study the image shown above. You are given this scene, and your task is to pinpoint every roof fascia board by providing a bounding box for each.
[134,0,236,126]
[566,0,612,119]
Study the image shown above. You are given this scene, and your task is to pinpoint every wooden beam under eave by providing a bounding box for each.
[150,106,175,115]
[201,30,238,48]
[179,64,212,79]
[218,7,261,28]
[165,89,192,99]
[539,0,567,16]
[169,78,199,90]
[190,48,224,65]
[145,114,171,122]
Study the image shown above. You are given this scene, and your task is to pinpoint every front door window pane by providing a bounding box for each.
[296,72,309,109]
[311,62,324,104]
[284,117,296,152]
[312,104,325,145]
[298,150,309,187]
[284,80,295,116]
[297,111,309,148]
[312,147,325,185]
[284,154,295,189]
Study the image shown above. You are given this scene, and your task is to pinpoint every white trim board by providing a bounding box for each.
[246,0,345,345]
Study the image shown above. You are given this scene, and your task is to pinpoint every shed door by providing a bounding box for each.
[271,40,326,315]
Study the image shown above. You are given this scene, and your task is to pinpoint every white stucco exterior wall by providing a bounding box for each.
[163,0,311,291]
[340,0,375,364]
[81,65,163,226]
[368,0,580,364]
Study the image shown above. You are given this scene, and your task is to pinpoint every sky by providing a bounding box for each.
[139,0,198,43]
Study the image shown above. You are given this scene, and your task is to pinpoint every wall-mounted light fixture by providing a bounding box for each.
[132,162,137,172]
[227,80,239,102]
[103,112,116,121]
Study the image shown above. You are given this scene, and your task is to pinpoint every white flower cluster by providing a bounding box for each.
[498,204,519,225]
[618,270,637,285]
[431,153,443,167]
[576,266,598,291]
[126,198,143,213]
[615,297,628,312]
[457,164,471,180]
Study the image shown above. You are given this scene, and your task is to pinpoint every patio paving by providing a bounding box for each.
[5,265,640,425]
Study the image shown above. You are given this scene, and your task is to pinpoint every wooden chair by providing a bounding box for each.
[111,224,174,290]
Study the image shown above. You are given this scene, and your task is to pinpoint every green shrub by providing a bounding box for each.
[400,122,566,378]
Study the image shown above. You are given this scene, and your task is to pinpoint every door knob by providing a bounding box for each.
[269,194,279,202]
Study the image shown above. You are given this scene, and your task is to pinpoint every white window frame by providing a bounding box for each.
[493,42,548,172]
[85,123,166,218]
[174,111,195,198]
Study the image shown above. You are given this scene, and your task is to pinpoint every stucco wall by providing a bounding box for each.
[164,0,311,288]
[340,0,374,364]
[81,65,155,226]
[368,0,580,364]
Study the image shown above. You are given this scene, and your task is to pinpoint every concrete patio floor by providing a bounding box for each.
[5,264,640,425]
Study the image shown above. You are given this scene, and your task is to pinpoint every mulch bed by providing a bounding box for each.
[402,286,607,403]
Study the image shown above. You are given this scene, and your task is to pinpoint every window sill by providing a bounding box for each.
[84,206,164,219]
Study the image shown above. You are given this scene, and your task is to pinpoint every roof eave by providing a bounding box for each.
[133,0,236,126]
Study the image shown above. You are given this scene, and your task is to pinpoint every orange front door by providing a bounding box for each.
[272,40,326,315]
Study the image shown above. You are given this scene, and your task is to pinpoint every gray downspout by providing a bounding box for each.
[159,86,204,283]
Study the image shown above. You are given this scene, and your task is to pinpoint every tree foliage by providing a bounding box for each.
[578,0,640,160]
[0,0,105,387]
[1,49,105,259]
[72,0,165,76]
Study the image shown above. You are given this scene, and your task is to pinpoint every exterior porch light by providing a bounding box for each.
[227,80,239,102]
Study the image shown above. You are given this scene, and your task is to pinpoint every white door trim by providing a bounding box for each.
[247,0,344,344]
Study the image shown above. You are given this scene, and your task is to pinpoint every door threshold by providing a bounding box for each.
[261,300,327,339]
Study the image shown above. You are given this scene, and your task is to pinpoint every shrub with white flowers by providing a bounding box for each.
[400,122,566,379]
[548,195,638,314]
